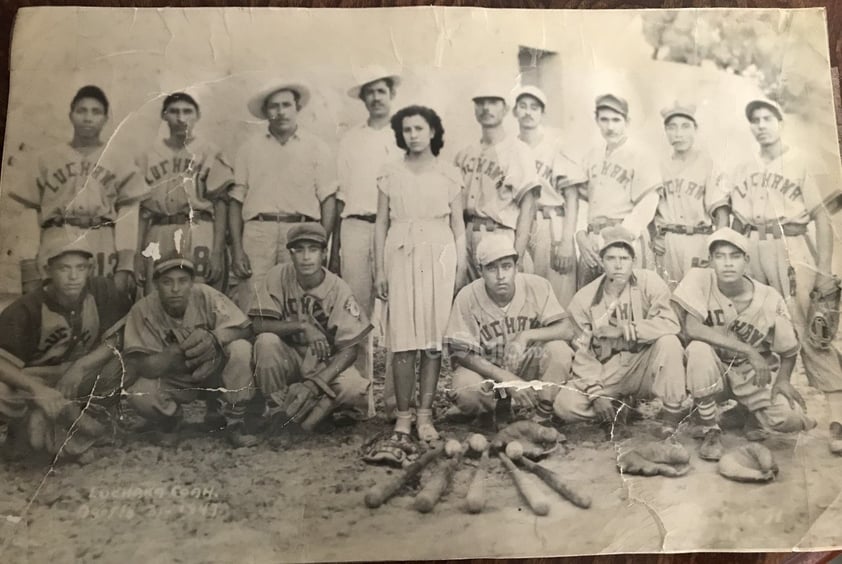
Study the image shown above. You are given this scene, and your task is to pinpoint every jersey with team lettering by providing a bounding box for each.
[249,264,372,356]
[10,143,144,225]
[454,135,541,229]
[524,129,587,208]
[124,283,248,355]
[583,138,661,222]
[656,150,729,227]
[445,273,567,367]
[136,138,234,217]
[728,146,834,226]
[672,268,799,363]
[0,278,131,368]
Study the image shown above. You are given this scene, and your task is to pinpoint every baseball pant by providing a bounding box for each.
[450,341,573,416]
[143,218,224,290]
[745,232,842,395]
[253,333,369,416]
[529,214,577,307]
[339,217,379,417]
[685,341,814,432]
[466,226,533,282]
[655,232,709,289]
[39,224,116,278]
[232,220,316,312]
[126,340,255,422]
[553,335,686,422]
[576,230,652,288]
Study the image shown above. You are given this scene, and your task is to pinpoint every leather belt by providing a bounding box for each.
[251,213,317,223]
[149,210,214,225]
[732,218,807,240]
[464,213,505,232]
[656,223,714,236]
[346,214,377,223]
[42,216,114,229]
[537,205,565,220]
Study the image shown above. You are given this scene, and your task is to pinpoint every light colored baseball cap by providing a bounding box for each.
[661,101,697,125]
[475,233,518,267]
[39,228,94,267]
[745,98,783,122]
[599,225,636,258]
[247,80,311,119]
[286,222,328,249]
[595,93,629,118]
[153,251,195,277]
[471,80,512,104]
[347,66,401,99]
[707,227,749,255]
[513,85,547,108]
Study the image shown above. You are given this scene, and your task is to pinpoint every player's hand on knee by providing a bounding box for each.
[592,396,616,422]
[511,386,537,411]
[206,251,225,284]
[231,248,252,279]
[746,351,771,388]
[113,270,136,297]
[772,380,807,412]
[31,383,69,420]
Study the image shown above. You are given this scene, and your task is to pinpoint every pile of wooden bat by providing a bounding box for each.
[364,433,591,515]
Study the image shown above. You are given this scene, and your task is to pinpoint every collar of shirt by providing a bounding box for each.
[41,283,91,315]
[264,128,303,146]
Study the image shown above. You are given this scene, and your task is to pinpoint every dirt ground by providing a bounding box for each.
[0,346,841,563]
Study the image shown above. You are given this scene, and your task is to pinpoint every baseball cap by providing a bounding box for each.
[286,223,328,249]
[471,80,512,104]
[745,98,783,122]
[599,225,636,258]
[247,80,311,119]
[707,227,749,255]
[595,93,629,118]
[153,252,195,277]
[661,101,697,125]
[513,85,547,108]
[475,233,518,267]
[347,66,401,99]
[39,229,94,267]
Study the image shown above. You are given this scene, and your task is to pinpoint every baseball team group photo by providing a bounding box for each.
[1,6,842,562]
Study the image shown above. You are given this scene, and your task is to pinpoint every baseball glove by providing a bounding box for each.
[171,327,226,382]
[718,443,778,483]
[807,275,842,349]
[491,420,563,460]
[617,441,691,477]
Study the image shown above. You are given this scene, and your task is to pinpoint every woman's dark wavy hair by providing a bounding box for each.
[390,105,445,156]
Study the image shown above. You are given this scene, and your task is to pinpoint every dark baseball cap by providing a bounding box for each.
[595,93,629,118]
[286,223,328,249]
[153,252,195,277]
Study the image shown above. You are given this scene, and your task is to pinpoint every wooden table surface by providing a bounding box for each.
[0,1,838,563]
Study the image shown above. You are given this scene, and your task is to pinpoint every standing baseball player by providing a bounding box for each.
[444,233,574,420]
[228,81,338,312]
[728,98,842,455]
[675,228,815,461]
[653,102,729,288]
[513,85,586,307]
[454,83,541,281]
[10,85,145,296]
[553,226,687,427]
[332,68,402,418]
[0,234,131,461]
[136,92,234,292]
[249,224,371,431]
[123,253,258,447]
[576,94,662,288]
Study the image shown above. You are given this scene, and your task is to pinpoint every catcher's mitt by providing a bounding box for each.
[718,443,778,483]
[808,275,841,349]
[617,441,691,477]
[171,327,227,382]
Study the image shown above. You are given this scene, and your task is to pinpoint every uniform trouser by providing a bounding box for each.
[232,220,316,312]
[553,335,686,422]
[143,218,224,291]
[253,333,369,415]
[126,340,255,422]
[450,341,573,416]
[685,341,814,432]
[0,355,123,454]
[40,224,117,277]
[339,218,378,417]
[529,215,577,307]
[654,232,710,289]
[466,225,533,282]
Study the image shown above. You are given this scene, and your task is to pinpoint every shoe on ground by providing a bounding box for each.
[829,421,842,456]
[227,423,261,448]
[699,428,724,461]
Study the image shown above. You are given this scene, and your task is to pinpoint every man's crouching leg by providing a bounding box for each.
[753,395,817,434]
[647,335,688,426]
[448,365,496,418]
[297,366,371,431]
[686,341,726,460]
[533,341,573,419]
[219,339,261,447]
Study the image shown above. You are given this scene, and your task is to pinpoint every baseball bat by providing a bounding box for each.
[499,452,550,516]
[465,450,489,514]
[414,456,459,513]
[517,457,591,509]
[364,444,444,508]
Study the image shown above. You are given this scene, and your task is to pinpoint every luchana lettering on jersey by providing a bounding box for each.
[733,172,803,202]
[38,161,118,194]
[478,315,540,343]
[284,296,332,336]
[145,157,207,185]
[704,308,765,347]
[661,177,706,201]
[455,154,505,187]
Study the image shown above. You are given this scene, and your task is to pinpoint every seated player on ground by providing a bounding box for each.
[444,233,574,422]
[249,223,371,432]
[0,235,131,461]
[553,226,687,429]
[673,227,816,461]
[123,252,258,447]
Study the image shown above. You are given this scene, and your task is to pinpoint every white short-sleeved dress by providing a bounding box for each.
[378,159,460,352]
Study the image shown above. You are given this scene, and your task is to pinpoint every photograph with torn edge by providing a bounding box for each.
[0,5,840,562]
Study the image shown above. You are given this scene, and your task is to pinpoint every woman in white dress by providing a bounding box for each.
[374,105,466,442]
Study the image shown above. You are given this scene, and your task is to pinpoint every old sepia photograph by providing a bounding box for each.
[0,5,841,562]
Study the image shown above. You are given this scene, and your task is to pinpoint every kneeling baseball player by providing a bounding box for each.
[249,224,371,431]
[123,253,258,447]
[444,233,574,421]
[554,226,687,428]
[673,228,815,461]
[0,235,131,461]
